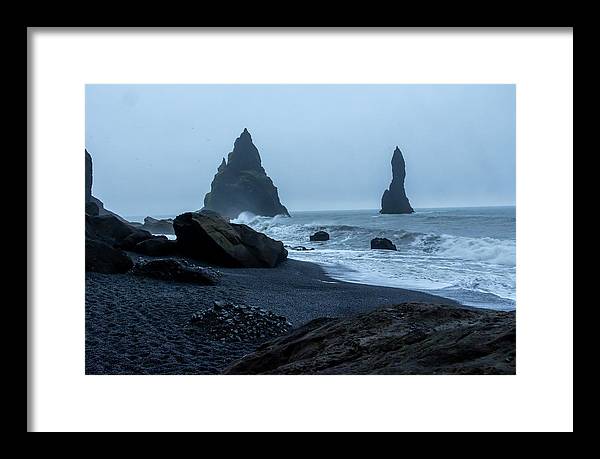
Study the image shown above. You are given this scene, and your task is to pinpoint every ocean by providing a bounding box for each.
[231,207,516,311]
[129,206,516,311]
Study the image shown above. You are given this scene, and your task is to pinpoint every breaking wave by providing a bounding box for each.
[231,208,516,310]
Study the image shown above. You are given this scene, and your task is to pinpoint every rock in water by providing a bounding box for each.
[380,146,414,214]
[309,231,330,241]
[131,216,175,235]
[370,237,397,250]
[203,128,290,219]
[173,211,288,268]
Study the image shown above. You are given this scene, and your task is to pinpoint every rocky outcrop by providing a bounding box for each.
[85,149,108,215]
[85,149,176,273]
[203,129,290,219]
[132,237,179,256]
[85,213,168,272]
[309,231,329,242]
[85,239,133,274]
[85,149,93,203]
[370,237,397,250]
[224,303,516,375]
[86,214,155,249]
[286,245,315,251]
[85,201,100,216]
[132,259,219,285]
[188,301,292,342]
[380,146,414,214]
[173,211,288,268]
[130,217,175,235]
[85,149,128,222]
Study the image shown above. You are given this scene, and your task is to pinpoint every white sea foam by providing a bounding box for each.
[233,208,516,310]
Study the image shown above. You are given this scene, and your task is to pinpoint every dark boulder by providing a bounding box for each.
[309,231,329,242]
[203,128,290,219]
[133,216,175,235]
[370,237,397,250]
[86,214,155,249]
[173,211,287,268]
[85,239,133,274]
[286,245,315,251]
[117,231,161,251]
[132,259,218,285]
[132,238,179,256]
[224,303,516,375]
[380,146,414,214]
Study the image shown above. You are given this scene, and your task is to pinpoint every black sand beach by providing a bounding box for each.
[85,257,460,375]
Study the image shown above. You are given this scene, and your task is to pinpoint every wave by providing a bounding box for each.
[233,211,515,267]
[434,235,515,266]
[230,210,515,309]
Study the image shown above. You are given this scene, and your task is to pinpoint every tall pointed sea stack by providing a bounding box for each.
[203,129,290,219]
[380,146,414,214]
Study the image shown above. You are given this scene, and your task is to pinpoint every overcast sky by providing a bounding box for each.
[86,84,515,217]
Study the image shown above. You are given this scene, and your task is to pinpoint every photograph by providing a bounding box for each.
[29,28,573,432]
[85,84,516,375]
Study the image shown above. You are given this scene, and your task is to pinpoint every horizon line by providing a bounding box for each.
[122,203,516,219]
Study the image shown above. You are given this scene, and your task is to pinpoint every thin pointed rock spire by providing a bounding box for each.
[380,146,414,214]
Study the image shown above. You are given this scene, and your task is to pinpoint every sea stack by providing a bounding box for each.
[380,146,414,214]
[203,129,290,219]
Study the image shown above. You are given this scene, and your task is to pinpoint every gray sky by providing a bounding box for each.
[86,84,515,217]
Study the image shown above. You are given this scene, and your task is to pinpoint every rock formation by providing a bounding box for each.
[85,149,93,203]
[85,213,168,272]
[130,216,175,235]
[85,149,176,272]
[85,149,127,221]
[189,301,293,342]
[132,237,179,256]
[310,231,330,241]
[380,146,414,214]
[173,211,288,268]
[132,259,219,285]
[85,238,133,274]
[224,303,516,375]
[370,237,397,250]
[203,129,290,219]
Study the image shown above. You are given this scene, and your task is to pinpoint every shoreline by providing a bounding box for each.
[86,257,470,375]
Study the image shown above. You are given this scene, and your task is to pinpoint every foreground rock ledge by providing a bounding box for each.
[224,302,516,375]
